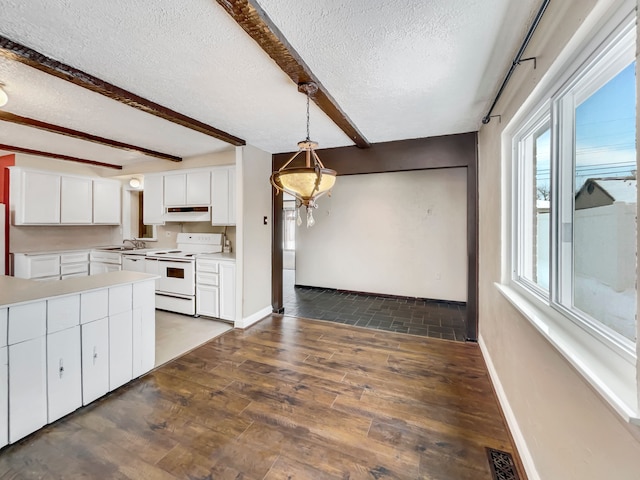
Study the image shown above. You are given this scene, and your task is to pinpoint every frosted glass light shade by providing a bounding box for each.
[0,86,7,107]
[272,167,336,205]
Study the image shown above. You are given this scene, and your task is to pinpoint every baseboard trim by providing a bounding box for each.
[478,334,540,480]
[236,305,272,329]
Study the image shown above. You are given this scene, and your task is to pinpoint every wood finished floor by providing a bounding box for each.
[0,315,524,479]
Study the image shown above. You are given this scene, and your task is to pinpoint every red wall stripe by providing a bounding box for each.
[0,154,15,275]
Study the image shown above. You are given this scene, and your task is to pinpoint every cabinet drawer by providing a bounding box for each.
[60,252,89,264]
[197,261,219,273]
[8,302,46,344]
[196,272,219,286]
[0,308,6,348]
[61,263,89,275]
[48,295,80,333]
[109,284,132,315]
[81,290,108,324]
[29,255,60,278]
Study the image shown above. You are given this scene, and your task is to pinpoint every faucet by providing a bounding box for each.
[123,239,146,249]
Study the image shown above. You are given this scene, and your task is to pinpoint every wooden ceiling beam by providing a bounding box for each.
[215,0,370,149]
[0,111,181,162]
[0,144,122,170]
[0,35,246,147]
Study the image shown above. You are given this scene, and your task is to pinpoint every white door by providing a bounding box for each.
[0,346,7,448]
[163,173,186,206]
[196,284,219,318]
[186,172,211,205]
[47,327,82,422]
[211,169,229,225]
[60,176,93,224]
[19,170,61,224]
[81,317,109,405]
[93,179,121,224]
[133,281,155,375]
[219,262,236,321]
[142,175,165,225]
[109,310,133,390]
[9,337,47,443]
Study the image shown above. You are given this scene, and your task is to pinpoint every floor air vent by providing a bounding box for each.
[486,448,520,480]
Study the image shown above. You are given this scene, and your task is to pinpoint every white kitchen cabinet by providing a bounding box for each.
[0,346,7,449]
[81,317,109,405]
[219,262,236,321]
[132,280,155,377]
[80,290,109,324]
[0,308,6,348]
[61,176,93,224]
[164,172,210,206]
[11,168,61,225]
[93,179,121,224]
[46,326,82,422]
[196,284,219,318]
[109,310,133,390]
[122,255,146,273]
[143,174,165,225]
[8,301,46,346]
[109,284,132,315]
[211,167,235,225]
[48,295,80,333]
[8,336,47,443]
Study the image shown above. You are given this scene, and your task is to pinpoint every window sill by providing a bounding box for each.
[495,282,639,424]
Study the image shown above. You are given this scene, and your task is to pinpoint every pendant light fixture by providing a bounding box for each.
[0,83,8,107]
[270,82,336,227]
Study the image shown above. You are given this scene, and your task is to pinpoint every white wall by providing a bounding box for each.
[477,0,640,478]
[295,168,467,301]
[237,144,272,327]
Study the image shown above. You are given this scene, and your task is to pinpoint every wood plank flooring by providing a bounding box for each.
[0,315,525,479]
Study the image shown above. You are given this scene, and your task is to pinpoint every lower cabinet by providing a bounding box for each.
[0,347,7,449]
[195,258,235,321]
[81,317,110,405]
[47,326,82,422]
[196,284,219,318]
[109,310,133,390]
[219,262,236,321]
[8,337,47,443]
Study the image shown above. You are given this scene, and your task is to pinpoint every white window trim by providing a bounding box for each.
[499,0,639,424]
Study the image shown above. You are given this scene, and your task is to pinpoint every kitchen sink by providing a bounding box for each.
[96,246,136,251]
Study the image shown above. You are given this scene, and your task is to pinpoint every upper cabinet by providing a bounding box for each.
[164,172,211,206]
[144,166,235,226]
[10,167,122,226]
[93,179,121,225]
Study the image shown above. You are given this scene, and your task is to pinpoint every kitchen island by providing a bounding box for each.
[0,271,158,448]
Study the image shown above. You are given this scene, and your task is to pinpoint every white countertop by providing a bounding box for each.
[197,253,236,261]
[0,271,158,308]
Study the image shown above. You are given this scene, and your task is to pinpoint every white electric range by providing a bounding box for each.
[145,233,223,315]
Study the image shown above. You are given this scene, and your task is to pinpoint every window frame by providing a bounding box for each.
[500,0,639,424]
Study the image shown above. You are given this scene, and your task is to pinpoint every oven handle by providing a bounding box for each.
[152,258,193,264]
[156,292,193,300]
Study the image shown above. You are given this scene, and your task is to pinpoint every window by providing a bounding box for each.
[513,15,636,347]
[283,201,296,251]
[506,7,639,421]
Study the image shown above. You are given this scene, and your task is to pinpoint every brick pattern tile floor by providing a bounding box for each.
[282,270,467,341]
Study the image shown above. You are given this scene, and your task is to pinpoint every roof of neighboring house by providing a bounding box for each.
[576,177,637,204]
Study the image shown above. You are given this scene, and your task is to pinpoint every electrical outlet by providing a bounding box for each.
[165,231,172,237]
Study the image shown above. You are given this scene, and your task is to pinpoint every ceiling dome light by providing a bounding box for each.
[129,178,141,188]
[0,84,8,107]
[270,82,336,227]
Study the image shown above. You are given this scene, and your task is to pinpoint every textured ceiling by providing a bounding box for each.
[0,0,540,168]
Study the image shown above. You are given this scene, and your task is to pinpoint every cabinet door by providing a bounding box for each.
[47,295,80,334]
[133,281,155,375]
[196,284,219,318]
[81,289,108,324]
[9,337,47,443]
[211,169,229,225]
[19,170,61,224]
[186,172,211,205]
[81,317,109,405]
[109,310,133,390]
[122,256,146,272]
[228,167,236,225]
[0,346,7,449]
[142,175,165,225]
[27,255,60,279]
[93,180,121,224]
[163,174,186,206]
[219,262,236,321]
[60,176,93,224]
[47,327,82,422]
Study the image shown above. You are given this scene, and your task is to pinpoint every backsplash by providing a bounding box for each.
[10,225,122,253]
[156,222,236,251]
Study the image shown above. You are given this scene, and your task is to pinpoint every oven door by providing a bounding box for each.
[155,259,195,296]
